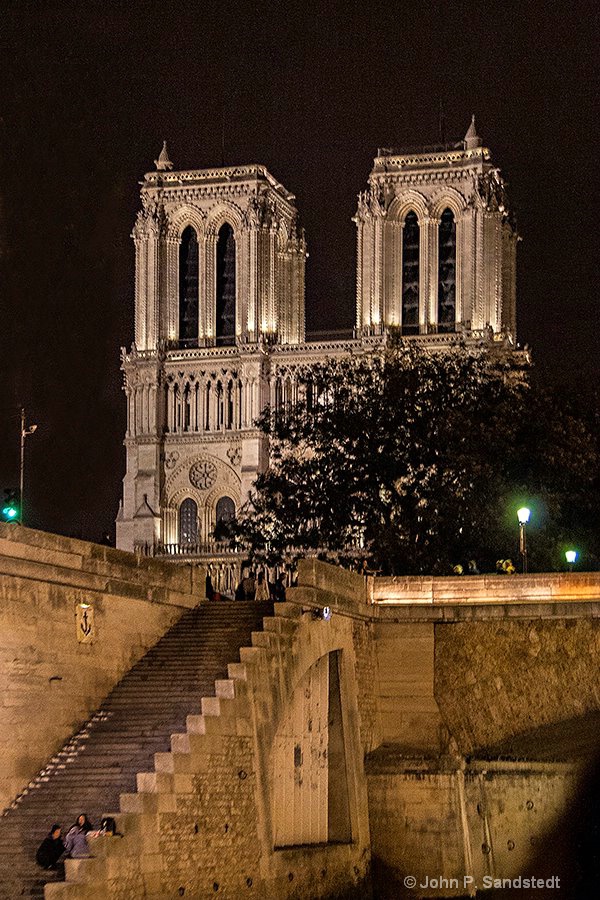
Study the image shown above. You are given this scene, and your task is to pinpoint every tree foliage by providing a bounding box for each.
[230,343,599,574]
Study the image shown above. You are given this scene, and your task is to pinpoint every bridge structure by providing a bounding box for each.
[0,524,599,898]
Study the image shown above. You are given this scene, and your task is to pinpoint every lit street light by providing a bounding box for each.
[517,506,531,574]
[565,549,578,572]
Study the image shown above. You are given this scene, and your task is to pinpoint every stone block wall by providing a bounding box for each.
[373,622,444,752]
[435,619,600,753]
[0,524,201,811]
[367,762,576,898]
[463,763,576,888]
[374,572,600,605]
[367,768,465,899]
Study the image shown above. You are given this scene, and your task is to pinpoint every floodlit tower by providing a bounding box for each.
[116,146,306,552]
[354,116,518,339]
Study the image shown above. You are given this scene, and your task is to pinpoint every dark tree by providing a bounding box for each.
[231,343,599,575]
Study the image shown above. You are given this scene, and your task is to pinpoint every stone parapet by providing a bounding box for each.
[0,524,203,812]
[373,572,600,605]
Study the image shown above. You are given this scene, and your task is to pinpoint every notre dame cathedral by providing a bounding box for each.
[116,118,519,554]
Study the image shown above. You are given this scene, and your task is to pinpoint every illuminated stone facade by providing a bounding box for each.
[116,122,520,553]
[355,117,517,337]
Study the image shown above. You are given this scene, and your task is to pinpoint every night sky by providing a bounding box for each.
[0,0,597,541]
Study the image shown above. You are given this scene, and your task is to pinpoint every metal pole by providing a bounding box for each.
[519,522,527,574]
[19,407,25,525]
[19,408,37,526]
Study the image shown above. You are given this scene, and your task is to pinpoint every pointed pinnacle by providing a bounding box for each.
[155,140,173,171]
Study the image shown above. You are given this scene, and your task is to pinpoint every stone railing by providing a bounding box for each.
[137,540,234,557]
[135,541,244,596]
[372,571,600,605]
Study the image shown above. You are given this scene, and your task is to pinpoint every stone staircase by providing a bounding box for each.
[0,601,273,900]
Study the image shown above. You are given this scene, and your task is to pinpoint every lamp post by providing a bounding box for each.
[19,408,38,526]
[517,506,531,574]
[565,549,578,572]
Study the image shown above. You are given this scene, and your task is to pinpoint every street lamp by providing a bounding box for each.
[565,549,578,572]
[517,506,531,574]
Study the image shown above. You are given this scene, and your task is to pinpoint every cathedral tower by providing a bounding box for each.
[116,147,307,552]
[354,118,518,338]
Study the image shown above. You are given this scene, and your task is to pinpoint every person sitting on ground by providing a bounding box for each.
[36,823,64,870]
[64,814,93,858]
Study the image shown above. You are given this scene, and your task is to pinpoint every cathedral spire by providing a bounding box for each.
[464,114,482,150]
[154,140,173,171]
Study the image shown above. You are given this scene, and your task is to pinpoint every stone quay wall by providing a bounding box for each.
[367,760,576,899]
[1,545,599,898]
[435,617,600,754]
[0,523,202,812]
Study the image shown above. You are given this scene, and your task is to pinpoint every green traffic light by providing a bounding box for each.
[1,490,20,522]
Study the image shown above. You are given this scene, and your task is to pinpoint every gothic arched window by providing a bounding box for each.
[226,380,234,430]
[179,498,198,546]
[216,496,235,528]
[179,227,199,347]
[205,382,211,431]
[402,211,420,335]
[216,381,224,429]
[438,208,456,332]
[216,223,236,345]
[183,383,191,431]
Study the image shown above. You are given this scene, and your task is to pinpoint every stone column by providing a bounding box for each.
[149,385,157,433]
[126,387,133,437]
[133,237,147,349]
[424,216,436,330]
[373,216,384,327]
[164,237,179,342]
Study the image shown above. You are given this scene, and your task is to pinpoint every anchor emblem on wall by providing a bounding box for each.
[75,602,95,644]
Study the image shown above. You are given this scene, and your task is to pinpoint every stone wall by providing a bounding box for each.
[435,619,600,753]
[373,572,600,605]
[367,761,576,898]
[373,622,444,752]
[0,524,202,811]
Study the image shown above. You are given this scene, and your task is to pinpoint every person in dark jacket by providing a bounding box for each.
[36,823,64,869]
[205,573,215,600]
[64,814,93,858]
[273,574,287,602]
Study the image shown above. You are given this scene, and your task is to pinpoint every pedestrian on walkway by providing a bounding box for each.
[255,571,269,601]
[273,573,287,602]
